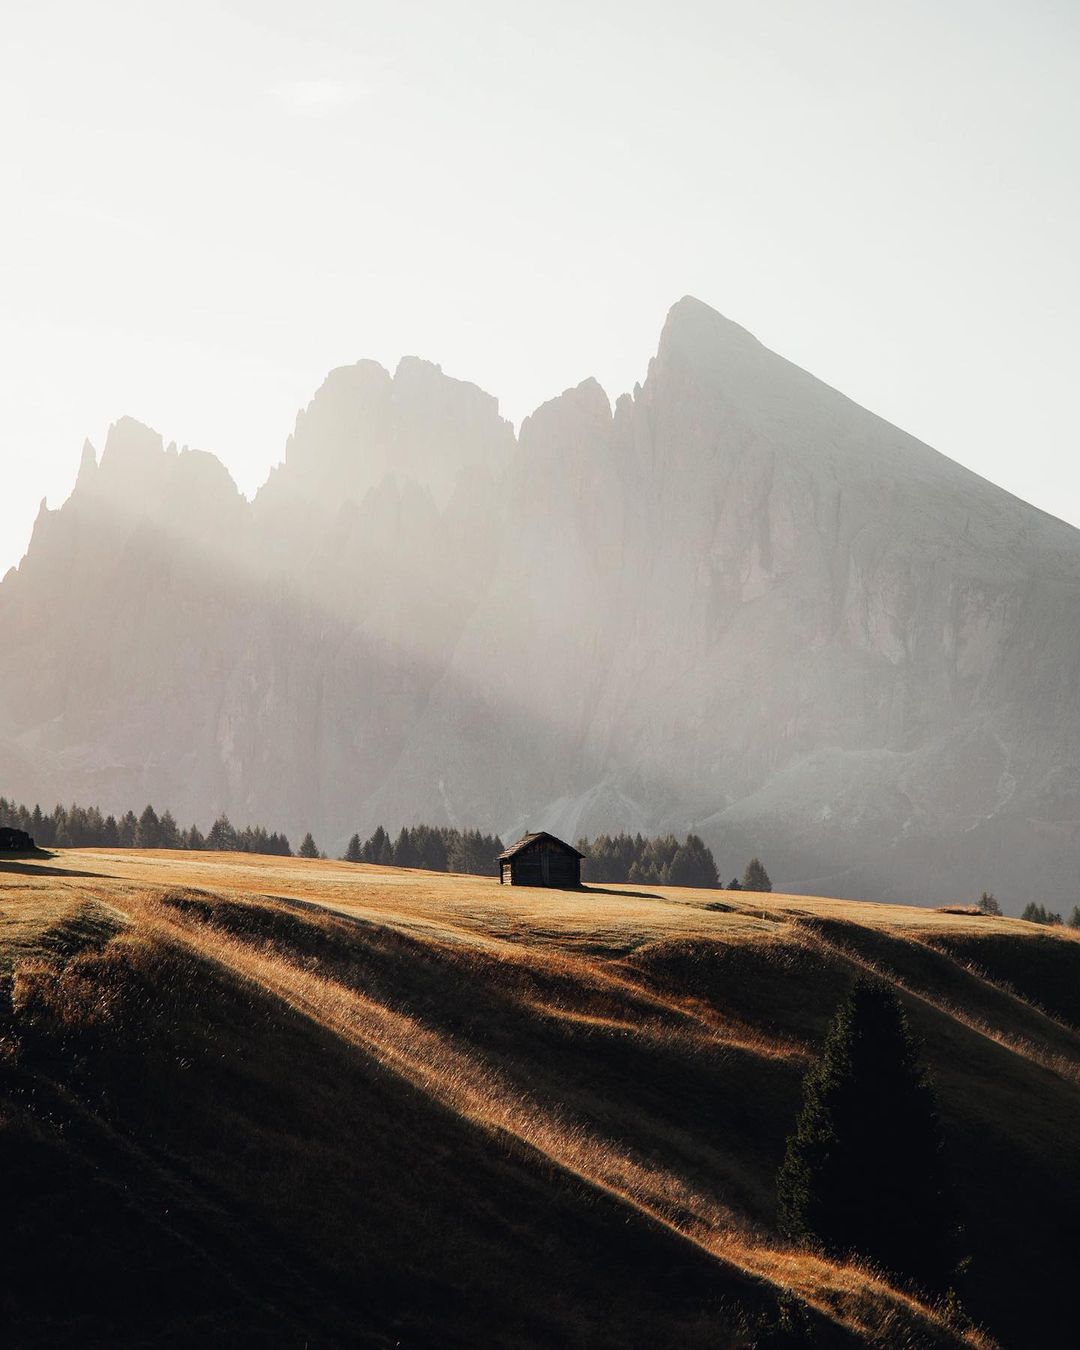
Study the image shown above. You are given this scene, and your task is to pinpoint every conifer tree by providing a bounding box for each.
[414,825,448,871]
[158,810,180,848]
[667,845,697,887]
[1021,902,1063,925]
[344,832,363,863]
[1068,906,1080,929]
[742,857,772,892]
[777,979,958,1291]
[393,827,418,868]
[667,833,720,887]
[447,829,470,873]
[362,826,391,864]
[84,806,104,844]
[977,891,1002,916]
[207,814,237,851]
[686,833,720,886]
[298,832,320,859]
[137,804,162,849]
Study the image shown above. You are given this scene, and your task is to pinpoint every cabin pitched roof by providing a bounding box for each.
[497,831,584,861]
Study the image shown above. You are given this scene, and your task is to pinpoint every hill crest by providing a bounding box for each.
[3,846,1078,1345]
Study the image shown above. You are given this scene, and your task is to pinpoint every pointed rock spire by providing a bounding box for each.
[656,294,761,365]
[76,439,98,489]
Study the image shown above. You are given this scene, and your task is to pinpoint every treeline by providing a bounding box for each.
[576,832,719,887]
[342,825,504,877]
[0,797,292,856]
[574,832,772,892]
[342,826,772,890]
[1021,901,1080,928]
[2,793,777,892]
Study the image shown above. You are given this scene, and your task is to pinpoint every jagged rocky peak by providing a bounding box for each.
[392,354,502,426]
[6,295,1080,907]
[642,294,953,498]
[95,415,164,482]
[389,356,514,506]
[657,295,762,362]
[64,415,245,548]
[85,416,235,493]
[269,355,513,513]
[76,438,98,487]
[489,377,620,576]
[520,377,612,454]
[643,296,803,417]
[283,359,394,489]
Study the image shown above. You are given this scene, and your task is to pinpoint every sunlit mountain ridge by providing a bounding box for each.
[4,296,1080,908]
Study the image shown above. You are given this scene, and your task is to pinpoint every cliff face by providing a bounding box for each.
[3,297,1079,905]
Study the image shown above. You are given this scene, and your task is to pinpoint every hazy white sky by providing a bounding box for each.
[2,0,1078,575]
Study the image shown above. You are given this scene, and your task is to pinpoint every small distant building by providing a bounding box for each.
[0,827,35,852]
[498,832,584,888]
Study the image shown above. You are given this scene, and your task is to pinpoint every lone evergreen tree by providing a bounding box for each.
[742,857,772,892]
[1069,905,1080,930]
[344,832,363,863]
[298,832,320,859]
[777,978,957,1292]
[977,891,1002,916]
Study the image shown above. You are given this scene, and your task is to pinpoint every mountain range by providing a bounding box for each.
[4,296,1079,908]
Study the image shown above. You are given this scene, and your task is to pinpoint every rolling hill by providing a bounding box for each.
[3,849,1079,1346]
[4,297,1080,906]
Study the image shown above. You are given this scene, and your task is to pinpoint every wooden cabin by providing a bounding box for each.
[0,827,34,852]
[498,831,583,888]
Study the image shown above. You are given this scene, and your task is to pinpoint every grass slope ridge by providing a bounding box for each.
[3,851,1078,1347]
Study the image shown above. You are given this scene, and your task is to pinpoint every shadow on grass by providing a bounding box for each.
[580,884,666,900]
[0,855,111,879]
[4,918,807,1349]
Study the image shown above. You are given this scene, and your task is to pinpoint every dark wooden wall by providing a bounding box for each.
[504,840,580,888]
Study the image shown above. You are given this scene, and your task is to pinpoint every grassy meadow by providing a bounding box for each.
[2,848,1079,1347]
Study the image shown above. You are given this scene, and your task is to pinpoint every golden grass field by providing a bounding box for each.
[3,848,1080,1347]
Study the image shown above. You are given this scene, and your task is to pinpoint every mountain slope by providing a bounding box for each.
[2,298,1080,906]
[11,848,1080,1344]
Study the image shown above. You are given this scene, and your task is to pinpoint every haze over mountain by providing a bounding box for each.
[4,296,1079,908]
